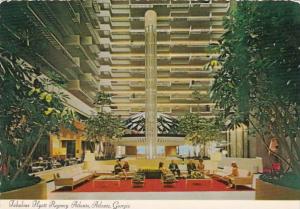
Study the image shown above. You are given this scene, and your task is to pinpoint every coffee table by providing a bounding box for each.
[185,175,213,188]
[93,175,121,188]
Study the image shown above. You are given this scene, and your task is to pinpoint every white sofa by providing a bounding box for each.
[53,167,93,190]
[212,166,253,189]
[213,166,232,177]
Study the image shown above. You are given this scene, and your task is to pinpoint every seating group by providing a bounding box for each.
[53,160,255,190]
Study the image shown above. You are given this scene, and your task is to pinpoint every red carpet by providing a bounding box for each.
[54,179,253,192]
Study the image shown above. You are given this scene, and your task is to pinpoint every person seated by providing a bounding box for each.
[46,161,52,170]
[159,162,176,183]
[123,161,129,172]
[187,159,196,176]
[159,162,168,175]
[57,157,65,166]
[114,160,123,175]
[168,160,181,177]
[122,161,130,179]
[224,162,239,188]
[197,159,205,173]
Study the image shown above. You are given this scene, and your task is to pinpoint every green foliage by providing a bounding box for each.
[0,173,41,192]
[0,49,76,190]
[211,2,300,176]
[207,43,220,54]
[190,171,204,179]
[85,111,124,159]
[191,90,203,101]
[94,91,111,107]
[85,112,124,142]
[260,172,300,190]
[178,113,221,146]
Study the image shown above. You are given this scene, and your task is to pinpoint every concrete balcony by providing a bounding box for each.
[99,24,111,36]
[111,9,130,15]
[98,0,111,9]
[99,65,111,73]
[157,82,171,88]
[98,51,111,61]
[110,85,131,91]
[80,73,98,90]
[100,38,111,48]
[111,109,130,116]
[67,80,94,106]
[100,79,112,87]
[189,80,212,89]
[111,96,130,103]
[130,98,144,103]
[98,10,111,23]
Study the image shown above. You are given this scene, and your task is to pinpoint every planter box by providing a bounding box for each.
[256,179,300,200]
[34,163,84,182]
[137,170,162,179]
[0,180,47,199]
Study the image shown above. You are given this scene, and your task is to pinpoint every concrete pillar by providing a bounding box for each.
[145,10,157,159]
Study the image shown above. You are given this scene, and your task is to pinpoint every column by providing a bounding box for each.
[145,10,157,159]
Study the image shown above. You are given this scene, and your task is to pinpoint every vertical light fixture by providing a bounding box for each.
[145,10,157,159]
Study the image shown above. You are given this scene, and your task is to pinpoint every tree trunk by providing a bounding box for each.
[271,105,300,177]
[274,130,300,177]
[95,142,100,158]
[249,119,291,168]
[99,140,104,158]
[275,101,300,161]
[11,127,45,181]
[203,141,206,158]
[289,138,300,161]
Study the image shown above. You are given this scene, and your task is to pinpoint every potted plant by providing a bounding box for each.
[0,50,76,199]
[210,1,300,199]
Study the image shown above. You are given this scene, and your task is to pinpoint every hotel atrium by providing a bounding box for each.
[0,0,299,201]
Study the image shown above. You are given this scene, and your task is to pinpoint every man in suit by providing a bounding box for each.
[114,160,122,174]
[187,159,196,176]
[168,160,181,177]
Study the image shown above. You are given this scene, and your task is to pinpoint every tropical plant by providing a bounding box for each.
[0,49,76,192]
[191,90,203,113]
[178,113,222,157]
[94,91,111,112]
[85,112,124,159]
[210,1,300,178]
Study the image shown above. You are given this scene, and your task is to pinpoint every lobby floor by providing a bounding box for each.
[47,177,257,200]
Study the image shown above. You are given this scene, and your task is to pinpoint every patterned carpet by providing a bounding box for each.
[54,179,254,192]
